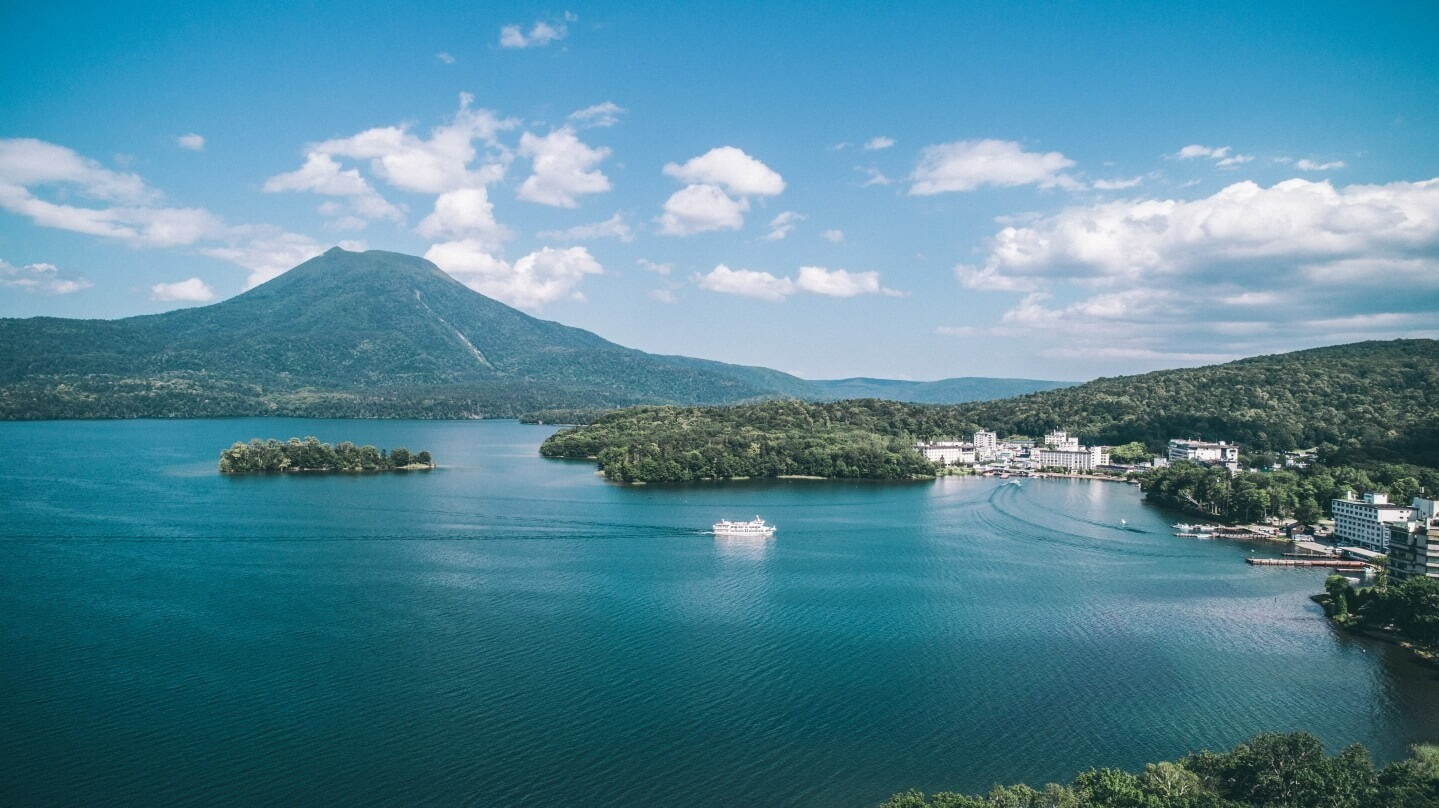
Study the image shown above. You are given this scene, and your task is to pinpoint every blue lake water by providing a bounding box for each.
[3,418,1438,806]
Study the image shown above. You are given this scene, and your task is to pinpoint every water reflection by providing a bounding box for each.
[714,533,773,560]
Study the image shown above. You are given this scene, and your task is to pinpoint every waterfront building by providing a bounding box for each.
[1035,445,1109,473]
[915,441,976,465]
[1332,491,1416,552]
[1167,438,1240,465]
[973,430,999,460]
[1388,499,1439,582]
[1044,430,1079,450]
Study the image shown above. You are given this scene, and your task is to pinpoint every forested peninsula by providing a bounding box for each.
[218,437,433,474]
[882,731,1439,808]
[539,341,1438,501]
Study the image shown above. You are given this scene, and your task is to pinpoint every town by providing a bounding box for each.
[915,432,1439,585]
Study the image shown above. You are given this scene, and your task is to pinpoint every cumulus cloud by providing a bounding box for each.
[658,184,748,235]
[763,210,804,241]
[424,242,602,309]
[663,147,785,196]
[959,176,1439,363]
[857,166,892,187]
[435,51,455,64]
[909,139,1078,195]
[516,127,611,208]
[499,18,568,48]
[150,277,216,303]
[795,266,900,297]
[648,288,677,303]
[295,93,517,195]
[176,133,205,151]
[416,187,510,247]
[637,258,672,275]
[538,212,633,243]
[696,264,794,301]
[822,228,844,243]
[0,259,92,294]
[864,136,895,151]
[263,152,404,224]
[696,264,900,301]
[568,102,625,129]
[203,229,359,288]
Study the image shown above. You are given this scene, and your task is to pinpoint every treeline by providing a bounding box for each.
[883,731,1439,807]
[934,339,1439,468]
[539,400,934,482]
[1323,574,1439,648]
[218,437,432,473]
[518,408,611,425]
[1140,461,1438,523]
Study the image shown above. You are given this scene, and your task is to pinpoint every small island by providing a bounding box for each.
[219,436,433,474]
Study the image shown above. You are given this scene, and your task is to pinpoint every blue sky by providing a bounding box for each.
[2,0,1437,381]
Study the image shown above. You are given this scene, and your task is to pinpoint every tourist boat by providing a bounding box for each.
[712,516,776,536]
[1172,522,1216,532]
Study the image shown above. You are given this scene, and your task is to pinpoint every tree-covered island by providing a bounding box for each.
[218,436,433,473]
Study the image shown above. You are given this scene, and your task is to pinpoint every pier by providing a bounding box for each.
[1245,557,1370,569]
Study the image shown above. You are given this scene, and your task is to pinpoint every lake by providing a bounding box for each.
[3,418,1437,806]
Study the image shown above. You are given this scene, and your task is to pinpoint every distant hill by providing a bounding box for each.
[540,339,1439,480]
[0,248,1061,419]
[809,376,1073,403]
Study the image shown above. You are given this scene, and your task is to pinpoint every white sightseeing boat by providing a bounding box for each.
[712,516,776,536]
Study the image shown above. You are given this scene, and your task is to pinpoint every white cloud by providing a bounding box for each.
[648,288,677,303]
[1092,176,1143,190]
[1175,144,1252,169]
[857,166,892,187]
[150,277,216,303]
[637,258,672,275]
[263,152,404,224]
[763,210,804,241]
[657,184,748,235]
[0,259,92,295]
[568,102,625,129]
[696,263,900,301]
[436,51,455,64]
[499,18,568,49]
[960,176,1439,362]
[0,138,340,289]
[663,147,785,196]
[516,128,611,208]
[538,212,633,243]
[416,187,510,247]
[864,136,896,151]
[1296,158,1347,171]
[909,139,1078,195]
[176,133,205,151]
[1175,144,1231,160]
[696,264,794,301]
[794,266,900,297]
[301,93,517,195]
[821,228,844,243]
[425,242,602,309]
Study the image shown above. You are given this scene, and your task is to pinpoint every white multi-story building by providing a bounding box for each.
[973,430,999,460]
[915,441,976,466]
[1044,430,1080,450]
[1035,445,1109,473]
[1332,492,1416,552]
[1388,499,1439,582]
[1167,438,1240,466]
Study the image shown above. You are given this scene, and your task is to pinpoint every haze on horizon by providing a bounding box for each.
[2,0,1437,382]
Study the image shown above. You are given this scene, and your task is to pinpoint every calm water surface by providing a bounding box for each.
[3,419,1438,806]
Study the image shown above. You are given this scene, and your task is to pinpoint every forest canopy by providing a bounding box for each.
[218,437,433,474]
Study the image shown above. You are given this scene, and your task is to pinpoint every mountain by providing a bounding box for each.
[809,376,1074,403]
[540,339,1439,480]
[0,248,1060,419]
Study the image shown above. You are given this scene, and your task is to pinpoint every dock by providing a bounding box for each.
[1245,558,1369,569]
